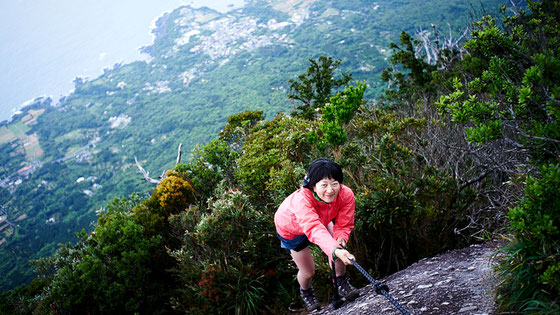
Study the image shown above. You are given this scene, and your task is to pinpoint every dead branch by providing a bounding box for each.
[135,143,184,185]
[176,143,183,165]
[135,156,161,184]
[415,23,470,67]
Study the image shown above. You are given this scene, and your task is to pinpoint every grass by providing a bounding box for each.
[54,129,84,143]
[24,133,43,160]
[0,126,17,144]
[322,8,339,17]
[1,111,45,159]
[21,108,45,125]
[7,121,29,139]
[65,145,84,157]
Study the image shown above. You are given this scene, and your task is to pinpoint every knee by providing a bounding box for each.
[299,267,315,279]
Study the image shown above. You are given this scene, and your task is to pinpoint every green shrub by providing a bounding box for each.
[496,163,560,313]
[235,113,319,204]
[31,196,173,314]
[219,110,265,149]
[341,107,475,276]
[265,159,307,206]
[169,188,291,314]
[183,138,239,208]
[310,81,367,151]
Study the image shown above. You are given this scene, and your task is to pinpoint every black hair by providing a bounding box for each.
[302,158,343,189]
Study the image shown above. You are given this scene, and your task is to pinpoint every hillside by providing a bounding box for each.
[0,0,508,291]
[2,1,559,313]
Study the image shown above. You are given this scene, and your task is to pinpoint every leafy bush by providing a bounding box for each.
[235,113,319,204]
[30,196,174,314]
[496,163,560,313]
[183,138,240,208]
[219,110,265,149]
[309,81,367,151]
[153,171,195,211]
[340,107,475,275]
[169,188,290,314]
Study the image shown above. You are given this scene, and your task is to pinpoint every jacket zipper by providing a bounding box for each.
[325,203,329,226]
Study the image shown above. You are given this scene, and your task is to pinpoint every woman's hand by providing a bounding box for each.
[334,248,355,265]
[336,237,347,247]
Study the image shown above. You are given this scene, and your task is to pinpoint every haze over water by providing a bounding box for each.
[0,0,245,122]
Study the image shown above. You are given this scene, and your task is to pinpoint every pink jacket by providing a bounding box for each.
[274,185,355,257]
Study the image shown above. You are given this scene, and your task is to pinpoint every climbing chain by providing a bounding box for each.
[349,259,411,315]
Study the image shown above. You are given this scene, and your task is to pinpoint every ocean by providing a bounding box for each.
[0,0,245,122]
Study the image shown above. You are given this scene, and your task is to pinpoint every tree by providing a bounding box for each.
[32,196,175,314]
[235,113,318,204]
[288,56,352,120]
[219,110,265,148]
[309,81,367,154]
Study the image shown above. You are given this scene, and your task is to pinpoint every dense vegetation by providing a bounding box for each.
[2,0,559,314]
[0,0,508,292]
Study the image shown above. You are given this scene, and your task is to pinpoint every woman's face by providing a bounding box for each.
[313,177,341,203]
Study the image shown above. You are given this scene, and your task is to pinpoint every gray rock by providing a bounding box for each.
[313,242,500,315]
[459,305,478,312]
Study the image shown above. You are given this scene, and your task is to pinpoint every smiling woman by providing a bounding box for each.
[314,177,340,203]
[0,0,246,122]
[274,158,359,312]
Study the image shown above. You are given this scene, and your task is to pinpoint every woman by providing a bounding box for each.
[274,158,359,312]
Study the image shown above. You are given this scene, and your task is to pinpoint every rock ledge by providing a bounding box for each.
[317,242,500,315]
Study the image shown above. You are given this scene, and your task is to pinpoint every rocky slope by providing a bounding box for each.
[313,242,501,314]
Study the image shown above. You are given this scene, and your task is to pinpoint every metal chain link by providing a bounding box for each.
[349,259,411,315]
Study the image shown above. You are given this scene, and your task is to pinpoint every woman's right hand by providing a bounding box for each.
[334,248,355,265]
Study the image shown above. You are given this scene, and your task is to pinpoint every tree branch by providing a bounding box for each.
[135,143,183,185]
[134,156,161,184]
[176,143,183,165]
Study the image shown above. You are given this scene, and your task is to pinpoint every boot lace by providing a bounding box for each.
[300,286,320,311]
[336,272,359,301]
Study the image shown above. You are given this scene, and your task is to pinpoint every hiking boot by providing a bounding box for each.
[300,286,321,312]
[336,272,359,301]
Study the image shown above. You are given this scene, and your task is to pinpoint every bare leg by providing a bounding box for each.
[326,222,346,277]
[290,247,315,290]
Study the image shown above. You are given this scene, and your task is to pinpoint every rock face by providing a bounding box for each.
[316,242,500,315]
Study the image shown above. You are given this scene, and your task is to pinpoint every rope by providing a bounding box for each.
[349,259,410,315]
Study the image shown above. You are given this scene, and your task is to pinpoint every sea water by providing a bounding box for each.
[0,0,245,122]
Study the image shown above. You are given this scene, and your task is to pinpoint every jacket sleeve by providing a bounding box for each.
[333,186,355,243]
[292,194,341,257]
